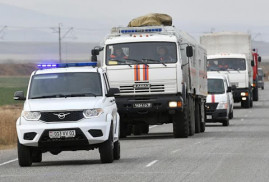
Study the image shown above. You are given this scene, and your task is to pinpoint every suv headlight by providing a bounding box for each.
[83,109,103,118]
[216,102,228,110]
[22,111,41,121]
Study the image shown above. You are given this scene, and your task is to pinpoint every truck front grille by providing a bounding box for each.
[40,111,84,122]
[120,84,165,94]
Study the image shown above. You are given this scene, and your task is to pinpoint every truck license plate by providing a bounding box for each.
[133,103,152,108]
[49,130,76,139]
[206,115,212,120]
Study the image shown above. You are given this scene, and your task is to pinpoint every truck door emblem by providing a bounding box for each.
[53,113,70,119]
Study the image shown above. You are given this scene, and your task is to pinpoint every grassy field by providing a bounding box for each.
[0,76,29,106]
[0,105,22,147]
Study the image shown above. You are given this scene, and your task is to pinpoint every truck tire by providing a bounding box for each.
[120,121,128,138]
[99,125,114,163]
[189,98,195,136]
[195,101,201,133]
[262,86,264,90]
[141,123,149,134]
[18,140,32,167]
[32,150,42,163]
[173,109,189,138]
[222,119,229,126]
[253,86,259,101]
[200,102,206,133]
[113,141,120,160]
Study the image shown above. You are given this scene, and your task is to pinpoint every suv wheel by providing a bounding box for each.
[18,140,32,167]
[99,125,114,163]
[113,141,120,160]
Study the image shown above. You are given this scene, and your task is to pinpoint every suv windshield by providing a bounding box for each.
[207,58,246,71]
[106,42,177,65]
[208,79,225,94]
[29,72,102,99]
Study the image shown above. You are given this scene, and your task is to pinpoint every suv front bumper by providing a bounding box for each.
[16,117,112,147]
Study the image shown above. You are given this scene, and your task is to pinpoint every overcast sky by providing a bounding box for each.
[0,0,268,42]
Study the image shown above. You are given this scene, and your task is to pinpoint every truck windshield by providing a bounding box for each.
[208,79,225,94]
[29,72,102,99]
[207,58,246,71]
[106,42,177,65]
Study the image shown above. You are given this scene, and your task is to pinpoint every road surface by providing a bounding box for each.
[1,83,269,182]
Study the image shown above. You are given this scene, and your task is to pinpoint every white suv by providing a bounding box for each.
[14,62,120,167]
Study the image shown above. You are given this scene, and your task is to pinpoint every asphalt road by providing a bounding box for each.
[1,83,269,182]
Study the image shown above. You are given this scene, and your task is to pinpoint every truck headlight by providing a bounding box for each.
[241,92,248,96]
[216,102,228,110]
[22,111,41,121]
[169,101,182,108]
[83,109,103,118]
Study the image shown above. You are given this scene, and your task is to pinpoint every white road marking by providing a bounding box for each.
[146,160,158,167]
[171,149,181,154]
[0,158,18,167]
[149,125,158,129]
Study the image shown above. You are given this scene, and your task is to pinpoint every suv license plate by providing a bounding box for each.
[49,130,76,139]
[133,103,152,108]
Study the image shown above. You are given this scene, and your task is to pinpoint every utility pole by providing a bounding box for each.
[58,24,62,62]
[0,26,7,40]
[52,24,73,63]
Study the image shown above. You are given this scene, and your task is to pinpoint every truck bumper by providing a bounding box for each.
[232,88,249,102]
[115,94,183,124]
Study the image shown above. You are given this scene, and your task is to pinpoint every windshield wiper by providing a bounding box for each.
[142,59,167,67]
[30,94,67,99]
[69,93,97,97]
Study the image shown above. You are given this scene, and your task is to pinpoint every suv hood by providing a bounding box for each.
[24,97,104,111]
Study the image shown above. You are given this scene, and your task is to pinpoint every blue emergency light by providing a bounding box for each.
[37,62,97,69]
[120,28,162,34]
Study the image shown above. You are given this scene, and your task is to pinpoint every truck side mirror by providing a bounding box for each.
[106,88,120,97]
[91,46,104,62]
[14,91,26,100]
[186,46,193,57]
[258,56,261,62]
[231,85,236,91]
[251,60,254,67]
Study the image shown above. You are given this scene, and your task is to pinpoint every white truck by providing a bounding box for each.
[14,62,120,166]
[200,32,254,108]
[92,26,207,138]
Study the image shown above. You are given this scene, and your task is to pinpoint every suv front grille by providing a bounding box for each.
[40,111,84,122]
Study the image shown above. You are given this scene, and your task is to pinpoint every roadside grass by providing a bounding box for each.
[0,105,22,148]
[0,76,29,106]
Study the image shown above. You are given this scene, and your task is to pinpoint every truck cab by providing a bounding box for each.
[14,62,120,167]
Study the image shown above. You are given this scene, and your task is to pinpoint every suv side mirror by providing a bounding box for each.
[14,91,26,100]
[227,86,232,92]
[186,45,193,57]
[251,60,254,67]
[91,46,104,62]
[106,88,120,97]
[258,56,262,62]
